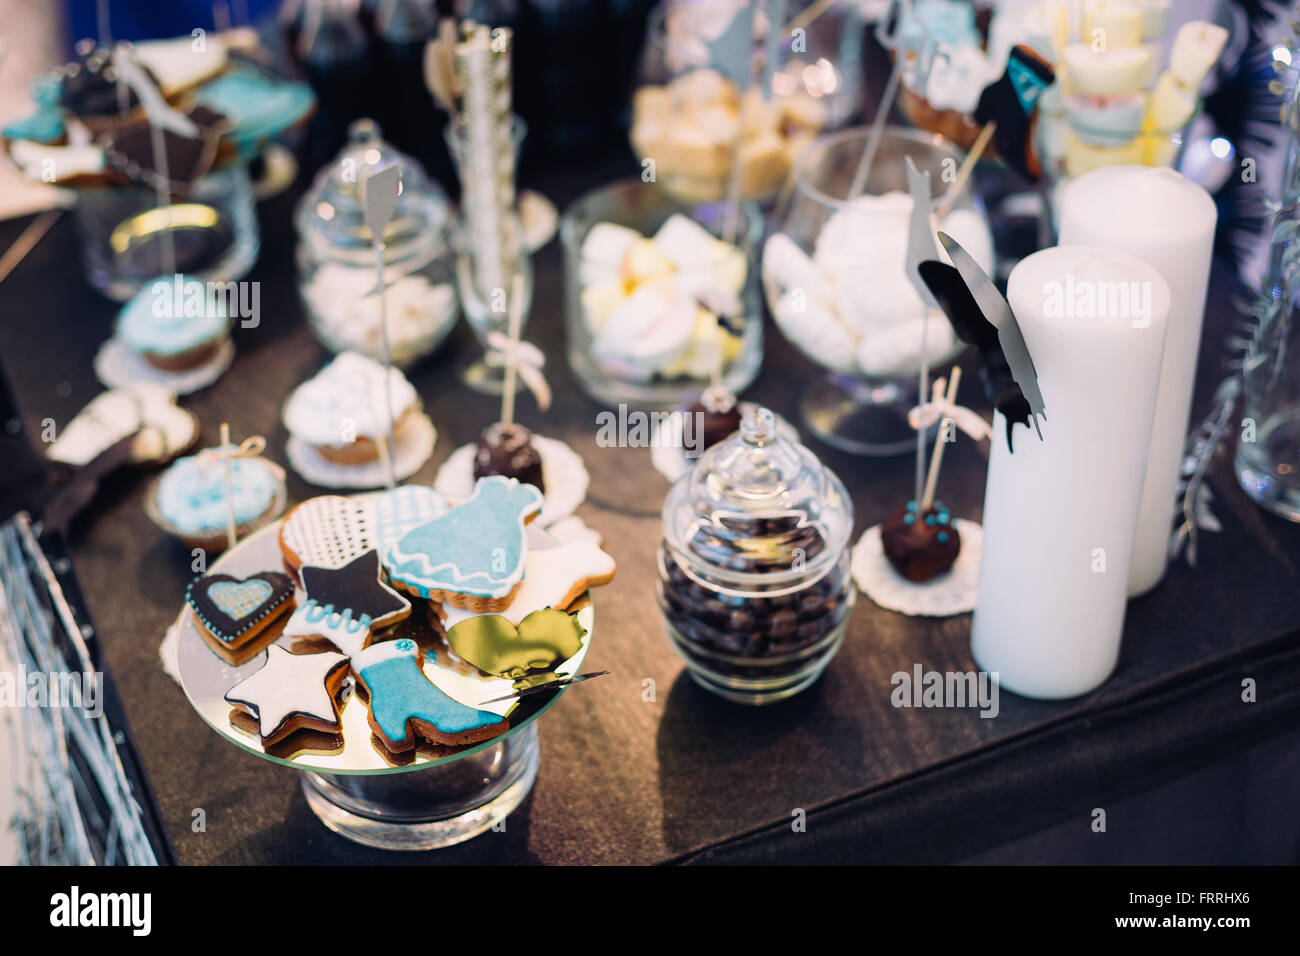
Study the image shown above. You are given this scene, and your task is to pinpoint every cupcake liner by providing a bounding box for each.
[94,335,235,395]
[851,518,982,617]
[286,412,436,490]
[433,434,589,527]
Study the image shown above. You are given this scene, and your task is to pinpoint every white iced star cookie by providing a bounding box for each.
[223,646,350,746]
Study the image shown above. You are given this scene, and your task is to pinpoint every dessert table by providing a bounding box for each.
[2,153,1299,866]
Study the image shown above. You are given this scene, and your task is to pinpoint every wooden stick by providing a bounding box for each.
[847,54,903,199]
[220,422,237,550]
[501,271,526,427]
[935,121,995,221]
[921,366,962,510]
[783,0,836,35]
[0,210,61,286]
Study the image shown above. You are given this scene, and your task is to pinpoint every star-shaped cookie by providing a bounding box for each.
[283,549,411,657]
[224,645,350,746]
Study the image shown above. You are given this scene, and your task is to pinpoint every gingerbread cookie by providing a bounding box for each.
[384,476,544,611]
[186,570,295,664]
[353,638,510,754]
[224,645,350,747]
[445,607,587,681]
[278,485,447,572]
[282,550,411,656]
[438,538,615,630]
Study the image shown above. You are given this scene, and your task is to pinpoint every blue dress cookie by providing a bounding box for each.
[384,476,543,609]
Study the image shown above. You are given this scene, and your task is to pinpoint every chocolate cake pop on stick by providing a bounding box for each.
[472,272,550,491]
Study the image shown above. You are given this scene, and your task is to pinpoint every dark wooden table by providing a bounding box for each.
[3,157,1300,865]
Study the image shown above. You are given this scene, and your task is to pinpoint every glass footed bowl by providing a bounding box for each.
[628,0,862,206]
[762,125,994,456]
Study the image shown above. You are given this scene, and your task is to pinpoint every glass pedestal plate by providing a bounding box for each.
[175,514,591,851]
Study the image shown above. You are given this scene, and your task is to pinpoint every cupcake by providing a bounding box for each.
[115,274,232,371]
[282,351,421,465]
[149,445,286,552]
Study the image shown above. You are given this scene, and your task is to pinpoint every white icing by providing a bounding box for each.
[224,645,348,739]
[280,486,448,570]
[282,351,419,447]
[47,383,198,467]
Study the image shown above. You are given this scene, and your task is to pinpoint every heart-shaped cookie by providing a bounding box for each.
[445,607,587,680]
[186,570,295,664]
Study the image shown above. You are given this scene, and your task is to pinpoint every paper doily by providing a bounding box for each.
[160,618,181,687]
[286,412,437,490]
[94,336,235,396]
[650,403,800,481]
[434,434,589,526]
[851,518,982,617]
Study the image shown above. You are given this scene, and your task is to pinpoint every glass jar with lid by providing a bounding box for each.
[657,406,855,704]
[295,118,458,367]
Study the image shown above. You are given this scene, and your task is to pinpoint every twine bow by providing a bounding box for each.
[485,331,551,412]
[907,388,992,442]
[195,435,267,473]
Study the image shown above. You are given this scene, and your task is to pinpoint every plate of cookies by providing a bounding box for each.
[174,477,614,773]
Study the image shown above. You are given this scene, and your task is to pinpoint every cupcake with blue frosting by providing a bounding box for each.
[149,444,286,552]
[116,273,232,371]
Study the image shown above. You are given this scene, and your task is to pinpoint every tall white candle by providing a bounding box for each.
[971,245,1169,699]
[1057,165,1217,596]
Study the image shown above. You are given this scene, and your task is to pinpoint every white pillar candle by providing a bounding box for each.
[1057,166,1217,595]
[972,245,1169,698]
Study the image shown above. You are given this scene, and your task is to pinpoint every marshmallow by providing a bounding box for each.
[1063,44,1151,96]
[773,292,859,375]
[579,222,641,286]
[1168,21,1228,90]
[1136,0,1170,40]
[857,317,958,378]
[592,284,697,380]
[1145,70,1197,132]
[1082,1,1142,51]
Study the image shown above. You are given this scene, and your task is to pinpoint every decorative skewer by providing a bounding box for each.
[921,367,962,510]
[500,272,526,427]
[362,161,404,489]
[934,120,995,220]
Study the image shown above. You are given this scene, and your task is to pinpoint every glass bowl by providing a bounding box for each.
[561,178,763,407]
[762,125,994,455]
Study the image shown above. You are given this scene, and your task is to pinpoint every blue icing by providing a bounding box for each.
[156,448,277,534]
[900,0,979,53]
[3,109,64,144]
[194,69,315,155]
[359,640,501,743]
[304,600,371,633]
[385,477,543,598]
[116,274,230,356]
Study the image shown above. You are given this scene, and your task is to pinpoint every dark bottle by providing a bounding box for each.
[373,0,441,175]
[298,0,372,168]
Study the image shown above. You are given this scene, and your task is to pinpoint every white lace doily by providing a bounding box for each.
[650,403,800,481]
[852,518,982,617]
[94,336,235,395]
[160,619,181,687]
[433,434,589,526]
[286,412,436,490]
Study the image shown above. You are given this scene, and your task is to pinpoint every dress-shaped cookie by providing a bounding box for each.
[384,476,544,611]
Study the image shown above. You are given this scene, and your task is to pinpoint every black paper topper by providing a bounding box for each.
[972,44,1055,182]
[919,233,1046,453]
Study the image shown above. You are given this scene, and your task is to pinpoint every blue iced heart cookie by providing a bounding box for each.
[384,476,543,603]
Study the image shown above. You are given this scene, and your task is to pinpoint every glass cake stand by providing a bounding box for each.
[175,512,592,851]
